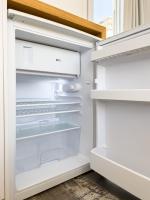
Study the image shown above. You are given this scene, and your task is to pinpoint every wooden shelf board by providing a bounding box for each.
[8,0,106,39]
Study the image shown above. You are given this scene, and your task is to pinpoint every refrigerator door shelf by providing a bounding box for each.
[92,28,150,62]
[91,147,150,200]
[91,89,150,102]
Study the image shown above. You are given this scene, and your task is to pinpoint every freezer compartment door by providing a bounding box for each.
[16,40,80,75]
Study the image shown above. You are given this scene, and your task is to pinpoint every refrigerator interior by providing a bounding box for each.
[15,35,94,193]
[16,73,82,174]
[16,72,92,191]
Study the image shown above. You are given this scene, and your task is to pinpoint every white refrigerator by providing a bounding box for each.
[5,9,150,200]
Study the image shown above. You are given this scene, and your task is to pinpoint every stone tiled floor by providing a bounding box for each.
[27,171,140,200]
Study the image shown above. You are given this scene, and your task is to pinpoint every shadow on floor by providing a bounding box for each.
[27,171,140,200]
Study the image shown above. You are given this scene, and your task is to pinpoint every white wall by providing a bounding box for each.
[0,0,6,199]
[40,0,88,19]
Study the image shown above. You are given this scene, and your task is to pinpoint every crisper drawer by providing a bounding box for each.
[16,40,80,75]
[16,129,80,174]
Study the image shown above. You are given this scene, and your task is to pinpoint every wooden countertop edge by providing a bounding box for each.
[7,0,106,39]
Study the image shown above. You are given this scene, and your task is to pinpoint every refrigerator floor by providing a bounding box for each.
[26,171,139,200]
[16,154,89,195]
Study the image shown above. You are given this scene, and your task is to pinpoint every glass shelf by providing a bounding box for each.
[16,102,80,108]
[16,97,81,105]
[16,100,81,106]
[16,122,80,141]
[16,99,81,117]
[16,110,80,118]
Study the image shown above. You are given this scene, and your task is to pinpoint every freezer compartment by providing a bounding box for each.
[16,129,80,174]
[16,40,80,75]
[96,49,150,90]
